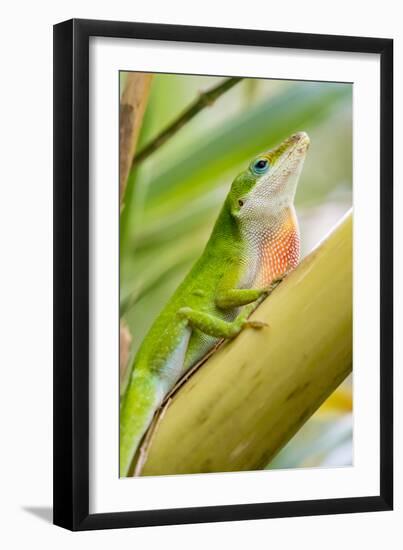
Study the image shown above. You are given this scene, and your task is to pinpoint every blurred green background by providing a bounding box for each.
[120,73,353,470]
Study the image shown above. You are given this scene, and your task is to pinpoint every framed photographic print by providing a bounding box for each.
[53,19,393,530]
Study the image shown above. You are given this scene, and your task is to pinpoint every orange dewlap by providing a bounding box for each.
[254,209,300,287]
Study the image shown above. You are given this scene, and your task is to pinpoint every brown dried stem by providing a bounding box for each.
[119,72,153,207]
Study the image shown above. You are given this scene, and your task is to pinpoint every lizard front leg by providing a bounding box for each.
[215,277,285,310]
[215,288,265,309]
[177,302,266,340]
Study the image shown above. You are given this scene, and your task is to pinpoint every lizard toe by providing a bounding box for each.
[244,319,268,329]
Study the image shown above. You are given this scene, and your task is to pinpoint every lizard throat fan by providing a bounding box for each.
[230,131,309,286]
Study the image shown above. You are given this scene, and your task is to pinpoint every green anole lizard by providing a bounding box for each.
[120,131,310,476]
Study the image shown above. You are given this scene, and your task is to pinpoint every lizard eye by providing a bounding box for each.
[238,199,244,207]
[251,158,269,175]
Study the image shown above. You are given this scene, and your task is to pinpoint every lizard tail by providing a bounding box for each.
[119,371,163,477]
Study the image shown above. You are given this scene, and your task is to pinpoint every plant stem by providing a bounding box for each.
[131,77,243,168]
[119,72,153,208]
[137,213,353,476]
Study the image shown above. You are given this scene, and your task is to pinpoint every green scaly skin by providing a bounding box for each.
[120,132,310,476]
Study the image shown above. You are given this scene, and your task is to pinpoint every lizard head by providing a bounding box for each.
[228,131,309,221]
[227,131,310,285]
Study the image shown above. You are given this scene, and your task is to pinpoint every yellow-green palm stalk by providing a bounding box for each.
[139,212,352,475]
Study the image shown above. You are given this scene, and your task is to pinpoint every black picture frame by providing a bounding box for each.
[53,18,393,531]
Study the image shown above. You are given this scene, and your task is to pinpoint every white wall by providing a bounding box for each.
[0,1,400,547]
